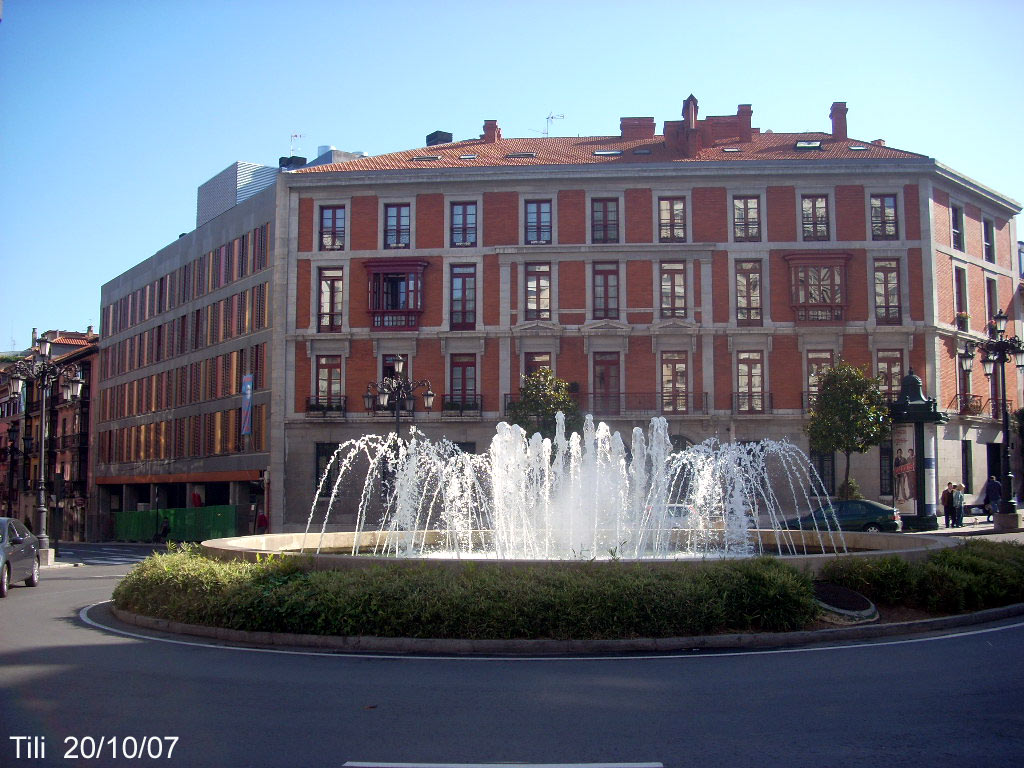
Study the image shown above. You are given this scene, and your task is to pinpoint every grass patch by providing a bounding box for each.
[112,547,817,640]
[821,539,1024,614]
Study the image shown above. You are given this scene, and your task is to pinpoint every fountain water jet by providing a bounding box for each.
[305,414,845,560]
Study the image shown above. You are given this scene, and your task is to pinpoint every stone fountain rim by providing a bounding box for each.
[202,529,957,576]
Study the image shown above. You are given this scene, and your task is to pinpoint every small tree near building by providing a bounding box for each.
[505,368,584,440]
[805,361,891,499]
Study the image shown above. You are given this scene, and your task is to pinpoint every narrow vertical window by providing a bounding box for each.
[593,352,621,415]
[449,354,477,409]
[876,349,903,401]
[319,206,345,251]
[525,263,551,321]
[660,262,687,319]
[591,198,619,244]
[806,350,833,409]
[384,203,411,249]
[661,351,688,413]
[986,278,998,325]
[736,351,765,413]
[951,205,964,251]
[735,260,762,326]
[658,197,687,243]
[983,218,995,263]
[870,194,899,240]
[732,196,761,242]
[315,355,344,408]
[873,259,901,325]
[318,268,344,332]
[593,262,619,320]
[524,200,552,244]
[801,195,829,241]
[450,202,477,247]
[450,264,476,330]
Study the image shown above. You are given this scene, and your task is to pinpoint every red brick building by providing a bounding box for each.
[92,96,1021,533]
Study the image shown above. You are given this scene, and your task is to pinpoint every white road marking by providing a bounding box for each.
[78,601,1024,662]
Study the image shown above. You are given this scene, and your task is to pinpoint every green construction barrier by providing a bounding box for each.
[114,506,241,542]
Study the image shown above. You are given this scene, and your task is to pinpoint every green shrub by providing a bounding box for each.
[113,552,818,640]
[821,540,1024,613]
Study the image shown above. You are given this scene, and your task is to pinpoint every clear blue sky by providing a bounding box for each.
[2,0,1022,351]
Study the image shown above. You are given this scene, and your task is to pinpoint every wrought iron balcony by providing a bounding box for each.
[948,393,984,416]
[440,394,483,418]
[732,392,773,415]
[503,392,710,418]
[305,396,348,416]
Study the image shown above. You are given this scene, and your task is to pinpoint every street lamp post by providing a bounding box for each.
[362,357,435,437]
[6,338,84,552]
[961,309,1024,524]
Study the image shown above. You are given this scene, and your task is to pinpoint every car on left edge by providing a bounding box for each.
[1,517,40,597]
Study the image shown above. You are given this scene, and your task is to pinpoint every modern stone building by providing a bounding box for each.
[92,96,1020,534]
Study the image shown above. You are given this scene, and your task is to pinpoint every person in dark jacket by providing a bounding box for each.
[952,484,966,528]
[941,482,955,528]
[983,476,1002,523]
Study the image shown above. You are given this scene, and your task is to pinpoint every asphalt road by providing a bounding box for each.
[2,550,1023,768]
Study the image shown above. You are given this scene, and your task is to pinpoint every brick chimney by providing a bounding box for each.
[830,102,848,140]
[682,94,699,129]
[482,120,502,143]
[737,104,753,142]
[620,117,655,140]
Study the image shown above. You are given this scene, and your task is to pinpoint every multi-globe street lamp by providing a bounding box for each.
[960,309,1024,518]
[362,357,434,437]
[6,338,83,551]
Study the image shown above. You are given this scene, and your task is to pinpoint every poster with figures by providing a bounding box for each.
[892,424,916,515]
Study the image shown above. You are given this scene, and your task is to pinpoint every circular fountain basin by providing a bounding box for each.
[202,529,956,577]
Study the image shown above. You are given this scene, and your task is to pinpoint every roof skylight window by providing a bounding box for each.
[593,150,623,156]
[794,140,822,150]
[411,155,440,161]
[459,154,478,160]
[505,152,537,159]
[848,145,868,151]
[722,147,741,153]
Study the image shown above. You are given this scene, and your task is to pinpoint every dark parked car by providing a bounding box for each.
[788,499,901,533]
[1,517,40,597]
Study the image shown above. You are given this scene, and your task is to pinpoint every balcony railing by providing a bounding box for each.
[440,394,483,418]
[58,434,85,449]
[306,396,348,416]
[985,398,1013,419]
[503,392,710,418]
[732,392,773,415]
[948,393,984,416]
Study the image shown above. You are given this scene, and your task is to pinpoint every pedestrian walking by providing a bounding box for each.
[255,508,269,535]
[953,484,966,527]
[941,482,954,528]
[983,476,1002,523]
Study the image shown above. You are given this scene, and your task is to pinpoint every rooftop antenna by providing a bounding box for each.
[528,112,564,138]
[289,132,305,155]
[544,112,564,137]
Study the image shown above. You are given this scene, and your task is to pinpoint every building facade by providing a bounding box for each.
[1,329,98,540]
[93,96,1020,535]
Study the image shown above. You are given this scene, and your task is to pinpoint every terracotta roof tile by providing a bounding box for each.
[294,131,925,175]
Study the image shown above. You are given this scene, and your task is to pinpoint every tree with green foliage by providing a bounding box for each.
[504,368,583,440]
[805,361,891,499]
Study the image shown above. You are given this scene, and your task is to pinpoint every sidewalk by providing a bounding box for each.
[904,512,1024,544]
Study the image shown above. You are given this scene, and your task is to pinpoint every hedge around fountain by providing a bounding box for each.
[112,547,820,639]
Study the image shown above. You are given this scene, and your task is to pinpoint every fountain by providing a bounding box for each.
[203,415,956,572]
[305,414,844,560]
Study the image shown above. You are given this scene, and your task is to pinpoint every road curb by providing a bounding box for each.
[107,602,1024,655]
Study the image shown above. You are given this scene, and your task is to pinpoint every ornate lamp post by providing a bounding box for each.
[362,357,434,437]
[961,309,1024,527]
[6,339,84,552]
[4,420,19,515]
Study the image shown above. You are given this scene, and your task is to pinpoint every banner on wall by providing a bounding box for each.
[240,374,253,436]
[892,424,916,515]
